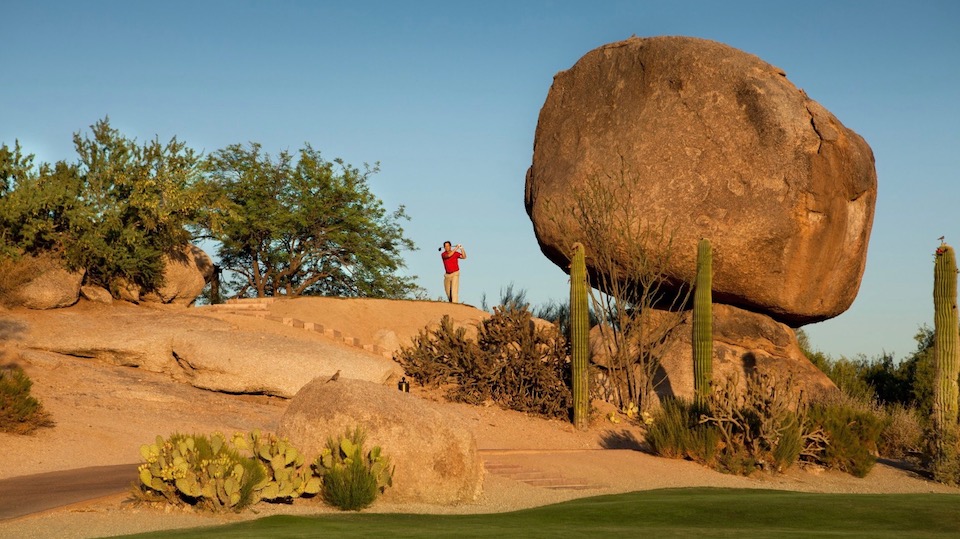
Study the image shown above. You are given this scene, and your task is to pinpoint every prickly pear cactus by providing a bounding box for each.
[570,242,591,429]
[933,242,960,438]
[693,238,713,407]
[134,432,265,512]
[244,430,321,501]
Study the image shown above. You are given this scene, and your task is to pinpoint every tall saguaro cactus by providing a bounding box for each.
[570,242,590,429]
[933,242,960,439]
[693,238,713,407]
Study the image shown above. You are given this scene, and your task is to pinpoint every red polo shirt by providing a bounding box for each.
[442,251,462,273]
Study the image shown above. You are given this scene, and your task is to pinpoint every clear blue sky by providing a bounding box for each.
[3,1,958,361]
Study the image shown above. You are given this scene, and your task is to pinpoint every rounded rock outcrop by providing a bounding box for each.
[277,378,483,505]
[525,36,877,326]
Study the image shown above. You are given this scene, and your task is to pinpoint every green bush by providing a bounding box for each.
[314,428,393,511]
[0,364,54,434]
[1,120,205,294]
[397,303,572,419]
[804,398,884,478]
[699,371,810,474]
[931,424,960,484]
[645,398,719,466]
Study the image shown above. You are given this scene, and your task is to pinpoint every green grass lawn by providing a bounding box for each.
[115,487,960,538]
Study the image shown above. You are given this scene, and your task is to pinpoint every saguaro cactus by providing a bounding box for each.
[693,238,713,407]
[570,242,590,429]
[933,241,960,437]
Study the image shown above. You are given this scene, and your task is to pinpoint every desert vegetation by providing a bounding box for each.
[396,300,571,420]
[0,364,53,434]
[0,119,419,302]
[134,428,392,512]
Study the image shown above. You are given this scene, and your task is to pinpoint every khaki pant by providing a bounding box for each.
[444,271,460,303]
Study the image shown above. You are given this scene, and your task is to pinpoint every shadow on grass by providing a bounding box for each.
[114,487,960,539]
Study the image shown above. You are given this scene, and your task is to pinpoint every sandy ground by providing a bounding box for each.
[1,298,958,538]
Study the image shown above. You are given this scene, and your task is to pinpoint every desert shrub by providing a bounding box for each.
[877,404,924,460]
[700,371,811,474]
[0,364,54,434]
[931,424,960,485]
[804,396,884,478]
[645,398,719,466]
[134,429,391,512]
[314,428,393,511]
[649,371,826,476]
[397,303,572,419]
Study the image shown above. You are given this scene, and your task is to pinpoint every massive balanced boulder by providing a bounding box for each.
[525,36,877,326]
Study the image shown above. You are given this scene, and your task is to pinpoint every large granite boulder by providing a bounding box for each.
[652,304,837,401]
[278,378,484,505]
[525,36,876,326]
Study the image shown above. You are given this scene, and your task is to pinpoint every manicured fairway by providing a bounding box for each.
[117,487,960,538]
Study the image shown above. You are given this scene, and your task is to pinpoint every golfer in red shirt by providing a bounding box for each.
[441,241,467,303]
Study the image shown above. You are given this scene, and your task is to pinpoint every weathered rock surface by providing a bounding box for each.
[278,378,484,505]
[653,304,836,400]
[14,266,84,310]
[154,244,214,305]
[169,330,402,396]
[80,285,113,304]
[525,36,877,326]
[14,302,402,397]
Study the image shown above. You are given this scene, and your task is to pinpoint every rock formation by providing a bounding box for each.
[16,302,401,398]
[278,378,484,505]
[525,36,877,327]
[653,304,836,401]
[153,244,214,305]
[13,264,83,310]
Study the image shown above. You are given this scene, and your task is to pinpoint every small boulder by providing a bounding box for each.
[80,285,113,304]
[154,244,214,305]
[277,378,484,505]
[14,265,83,310]
[110,278,141,303]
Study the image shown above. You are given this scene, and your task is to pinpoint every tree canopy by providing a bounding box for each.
[1,120,420,300]
[1,119,204,291]
[199,143,420,299]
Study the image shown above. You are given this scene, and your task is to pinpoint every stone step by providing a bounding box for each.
[482,457,596,491]
[195,298,394,360]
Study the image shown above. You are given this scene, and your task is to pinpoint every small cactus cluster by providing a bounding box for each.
[135,427,389,512]
[314,427,393,511]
